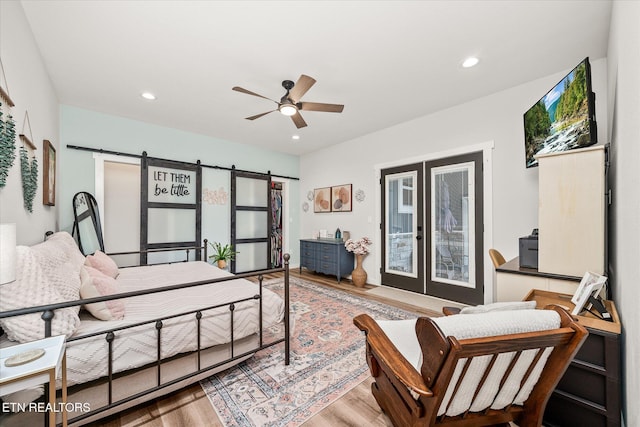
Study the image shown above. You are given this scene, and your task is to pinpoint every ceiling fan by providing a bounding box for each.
[232,75,344,129]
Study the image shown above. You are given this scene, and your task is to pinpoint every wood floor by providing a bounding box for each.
[90,270,441,427]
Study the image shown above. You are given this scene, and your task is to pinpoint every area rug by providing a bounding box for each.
[200,276,422,426]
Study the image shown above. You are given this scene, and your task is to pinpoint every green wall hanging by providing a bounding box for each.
[0,102,17,187]
[20,145,38,212]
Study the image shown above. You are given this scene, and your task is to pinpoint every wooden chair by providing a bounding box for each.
[354,306,588,427]
[489,248,506,268]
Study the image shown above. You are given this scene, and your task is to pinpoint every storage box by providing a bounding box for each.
[519,235,539,268]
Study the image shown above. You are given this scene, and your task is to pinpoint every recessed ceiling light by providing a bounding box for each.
[462,57,479,68]
[292,135,300,140]
[141,92,156,100]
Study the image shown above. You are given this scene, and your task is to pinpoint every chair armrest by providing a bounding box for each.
[442,307,461,316]
[354,314,433,397]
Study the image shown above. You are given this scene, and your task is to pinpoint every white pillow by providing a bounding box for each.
[460,300,536,314]
[80,266,125,320]
[0,246,80,342]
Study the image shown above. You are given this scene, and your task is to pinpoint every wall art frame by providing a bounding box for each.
[331,184,352,212]
[43,139,56,206]
[313,187,331,213]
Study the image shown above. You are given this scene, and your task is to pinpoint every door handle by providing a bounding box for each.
[416,235,422,241]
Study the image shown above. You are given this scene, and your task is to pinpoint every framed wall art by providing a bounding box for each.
[313,187,331,213]
[331,184,352,212]
[42,139,56,206]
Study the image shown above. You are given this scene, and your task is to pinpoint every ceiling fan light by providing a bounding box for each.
[279,104,297,116]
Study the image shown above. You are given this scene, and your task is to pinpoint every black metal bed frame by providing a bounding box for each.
[0,246,290,426]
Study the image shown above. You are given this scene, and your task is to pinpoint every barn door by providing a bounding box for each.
[140,152,202,265]
[231,169,271,273]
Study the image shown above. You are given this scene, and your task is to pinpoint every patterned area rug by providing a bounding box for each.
[200,277,421,426]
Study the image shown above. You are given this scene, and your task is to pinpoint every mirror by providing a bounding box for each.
[72,192,105,255]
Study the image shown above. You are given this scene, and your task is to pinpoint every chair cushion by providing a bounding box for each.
[460,300,536,314]
[378,309,560,416]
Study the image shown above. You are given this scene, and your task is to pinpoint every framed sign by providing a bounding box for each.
[42,140,56,206]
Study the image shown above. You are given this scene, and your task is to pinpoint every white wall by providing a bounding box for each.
[0,1,59,245]
[300,58,608,290]
[607,1,640,425]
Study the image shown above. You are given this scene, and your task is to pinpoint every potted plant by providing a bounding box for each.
[208,242,238,269]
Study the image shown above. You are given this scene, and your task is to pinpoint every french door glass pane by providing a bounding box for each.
[385,171,417,277]
[431,162,475,288]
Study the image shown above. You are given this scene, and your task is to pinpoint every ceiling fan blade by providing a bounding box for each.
[246,110,276,120]
[288,75,316,103]
[291,111,307,129]
[299,102,344,113]
[232,86,277,103]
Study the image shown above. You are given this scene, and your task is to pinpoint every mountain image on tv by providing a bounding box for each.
[524,60,593,167]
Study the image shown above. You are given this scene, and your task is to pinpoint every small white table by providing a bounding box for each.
[0,335,67,427]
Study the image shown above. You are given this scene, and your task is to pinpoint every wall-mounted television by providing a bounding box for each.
[523,57,597,168]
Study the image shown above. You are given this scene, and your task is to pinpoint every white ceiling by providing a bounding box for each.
[20,0,612,156]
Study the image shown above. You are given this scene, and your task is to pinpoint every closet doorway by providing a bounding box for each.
[102,158,141,266]
[381,151,484,305]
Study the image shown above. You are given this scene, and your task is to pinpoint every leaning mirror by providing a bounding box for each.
[72,192,105,255]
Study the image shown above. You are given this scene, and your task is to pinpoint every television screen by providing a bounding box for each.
[523,57,597,168]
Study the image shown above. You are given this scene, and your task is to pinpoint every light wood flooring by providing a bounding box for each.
[90,270,441,427]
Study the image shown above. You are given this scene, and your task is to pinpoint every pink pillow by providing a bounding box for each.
[80,266,125,320]
[85,250,119,279]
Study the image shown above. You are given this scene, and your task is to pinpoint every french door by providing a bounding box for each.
[381,163,424,293]
[381,152,484,305]
[426,152,484,305]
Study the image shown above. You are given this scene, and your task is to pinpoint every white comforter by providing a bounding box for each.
[66,261,284,386]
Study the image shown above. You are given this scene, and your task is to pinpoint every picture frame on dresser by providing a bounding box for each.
[571,271,607,315]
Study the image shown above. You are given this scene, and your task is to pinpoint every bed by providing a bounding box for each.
[0,232,290,426]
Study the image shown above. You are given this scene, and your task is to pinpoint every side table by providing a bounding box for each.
[0,335,68,427]
[524,289,621,427]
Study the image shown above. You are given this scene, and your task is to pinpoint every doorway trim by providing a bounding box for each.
[93,153,141,236]
[374,140,495,303]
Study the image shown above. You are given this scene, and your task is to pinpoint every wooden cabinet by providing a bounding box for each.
[525,290,621,427]
[537,146,606,277]
[299,239,354,283]
[496,257,581,302]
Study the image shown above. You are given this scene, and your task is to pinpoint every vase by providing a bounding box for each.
[351,254,367,288]
[217,260,227,269]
